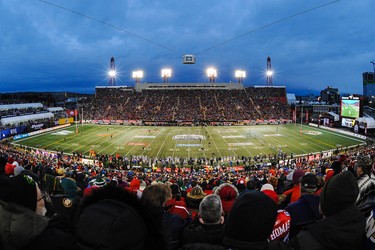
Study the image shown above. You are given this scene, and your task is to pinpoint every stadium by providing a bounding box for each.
[1,81,368,168]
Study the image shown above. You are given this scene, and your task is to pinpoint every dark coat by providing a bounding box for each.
[289,205,365,250]
[0,200,75,250]
[285,194,321,238]
[181,218,224,246]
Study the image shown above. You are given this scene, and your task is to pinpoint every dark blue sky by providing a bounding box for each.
[1,0,374,95]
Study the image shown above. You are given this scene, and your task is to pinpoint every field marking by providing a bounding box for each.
[155,128,171,158]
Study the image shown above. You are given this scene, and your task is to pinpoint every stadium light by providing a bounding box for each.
[161,68,172,83]
[108,70,116,78]
[266,70,273,76]
[132,70,144,84]
[235,70,246,83]
[207,68,217,83]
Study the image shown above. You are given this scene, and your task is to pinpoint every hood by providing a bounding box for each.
[214,183,239,201]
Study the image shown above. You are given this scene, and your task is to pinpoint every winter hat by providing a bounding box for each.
[301,173,318,189]
[5,163,16,176]
[214,183,239,214]
[215,183,239,201]
[61,178,79,199]
[0,174,37,212]
[320,171,358,217]
[93,177,106,187]
[224,192,278,247]
[170,183,181,196]
[261,184,278,204]
[75,199,148,249]
[330,161,342,175]
[261,184,274,191]
[292,170,305,185]
[130,178,141,190]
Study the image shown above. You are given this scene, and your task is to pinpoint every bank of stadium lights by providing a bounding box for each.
[235,70,246,83]
[207,68,217,83]
[132,70,144,84]
[266,70,273,76]
[161,68,172,83]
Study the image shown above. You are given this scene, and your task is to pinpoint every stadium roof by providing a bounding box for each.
[0,103,43,111]
[47,107,64,112]
[0,112,54,126]
[356,117,375,129]
[328,112,339,121]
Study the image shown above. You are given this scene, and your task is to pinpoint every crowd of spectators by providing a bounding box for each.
[0,140,374,249]
[81,87,289,122]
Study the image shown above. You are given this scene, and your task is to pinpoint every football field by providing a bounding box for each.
[12,124,366,159]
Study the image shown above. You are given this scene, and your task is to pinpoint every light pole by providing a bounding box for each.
[235,70,246,83]
[132,70,144,84]
[161,68,172,83]
[207,68,217,83]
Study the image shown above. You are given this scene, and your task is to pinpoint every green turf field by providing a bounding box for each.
[11,124,366,159]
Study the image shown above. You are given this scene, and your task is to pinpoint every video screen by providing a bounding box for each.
[341,98,360,119]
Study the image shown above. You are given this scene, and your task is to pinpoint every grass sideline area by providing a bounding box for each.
[11,124,366,159]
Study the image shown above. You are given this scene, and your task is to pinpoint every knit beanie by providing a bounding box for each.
[75,199,148,249]
[224,191,278,248]
[130,178,141,190]
[0,174,37,212]
[292,170,305,185]
[320,171,358,216]
[170,183,181,196]
[61,177,78,199]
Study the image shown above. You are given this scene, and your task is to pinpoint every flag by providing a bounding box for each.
[66,109,78,117]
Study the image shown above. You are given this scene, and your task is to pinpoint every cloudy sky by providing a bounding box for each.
[1,0,374,95]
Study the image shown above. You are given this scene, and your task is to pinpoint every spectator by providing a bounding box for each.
[223,191,285,249]
[214,183,239,215]
[141,183,186,250]
[261,183,279,203]
[285,173,321,238]
[279,169,304,208]
[186,185,206,210]
[289,171,366,249]
[355,155,375,216]
[74,185,165,250]
[165,183,190,220]
[181,194,225,246]
[0,174,75,249]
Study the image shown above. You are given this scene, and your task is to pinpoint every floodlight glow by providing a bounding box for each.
[132,71,144,78]
[266,70,273,76]
[235,70,246,78]
[161,68,172,77]
[108,70,116,77]
[207,68,217,77]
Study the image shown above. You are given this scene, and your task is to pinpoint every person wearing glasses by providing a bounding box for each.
[0,174,75,249]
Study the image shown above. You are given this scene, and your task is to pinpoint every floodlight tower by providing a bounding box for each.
[108,57,116,86]
[371,60,375,74]
[266,56,273,86]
